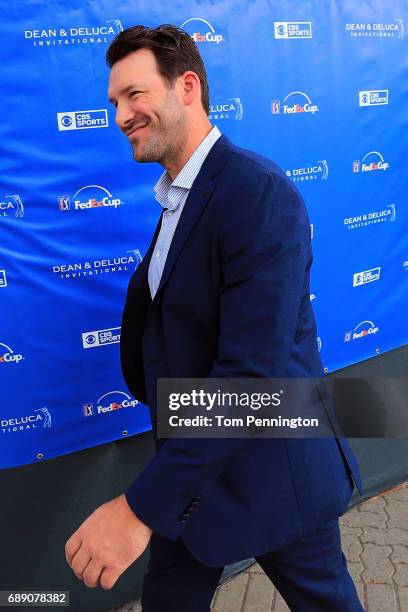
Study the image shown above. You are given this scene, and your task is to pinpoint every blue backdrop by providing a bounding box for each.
[1,1,407,468]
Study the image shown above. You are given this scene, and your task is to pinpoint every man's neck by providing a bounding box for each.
[165,123,214,181]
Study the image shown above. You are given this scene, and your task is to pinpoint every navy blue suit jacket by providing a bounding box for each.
[121,134,363,566]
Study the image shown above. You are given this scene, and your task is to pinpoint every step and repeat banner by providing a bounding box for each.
[1,1,407,468]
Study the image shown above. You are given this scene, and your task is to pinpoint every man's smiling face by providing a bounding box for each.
[108,47,188,164]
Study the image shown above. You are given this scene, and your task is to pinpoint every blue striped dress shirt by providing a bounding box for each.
[148,125,222,298]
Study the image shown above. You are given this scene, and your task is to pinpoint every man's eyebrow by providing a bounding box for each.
[108,84,142,103]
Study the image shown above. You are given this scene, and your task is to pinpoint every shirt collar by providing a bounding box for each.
[153,125,221,210]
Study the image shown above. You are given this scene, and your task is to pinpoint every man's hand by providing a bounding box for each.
[65,494,152,590]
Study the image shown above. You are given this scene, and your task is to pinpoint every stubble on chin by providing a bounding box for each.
[132,120,187,166]
[131,136,159,164]
[130,127,166,164]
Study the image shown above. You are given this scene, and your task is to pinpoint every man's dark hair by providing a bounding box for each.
[106,24,210,115]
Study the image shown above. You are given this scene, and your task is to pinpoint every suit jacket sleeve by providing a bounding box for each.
[124,171,312,539]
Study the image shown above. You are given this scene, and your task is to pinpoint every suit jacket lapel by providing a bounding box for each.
[154,133,232,298]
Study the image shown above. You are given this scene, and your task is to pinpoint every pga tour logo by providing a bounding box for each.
[83,390,138,416]
[271,91,318,115]
[82,327,121,349]
[274,22,312,39]
[180,18,223,44]
[359,90,389,106]
[353,151,389,173]
[0,270,6,288]
[353,267,381,287]
[344,320,379,342]
[57,109,108,131]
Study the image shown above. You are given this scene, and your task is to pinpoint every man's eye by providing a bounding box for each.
[130,91,141,98]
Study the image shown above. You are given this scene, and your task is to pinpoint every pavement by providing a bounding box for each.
[111,482,408,612]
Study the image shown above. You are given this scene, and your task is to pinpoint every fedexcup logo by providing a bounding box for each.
[271,91,319,115]
[24,19,123,47]
[1,407,52,434]
[344,321,379,342]
[353,267,381,286]
[286,160,328,182]
[359,90,389,106]
[345,19,404,39]
[353,151,389,173]
[58,185,122,211]
[344,204,396,230]
[57,109,108,131]
[180,18,223,44]
[208,98,243,120]
[274,22,312,39]
[83,391,138,416]
[82,327,121,349]
[0,342,25,364]
[0,195,24,218]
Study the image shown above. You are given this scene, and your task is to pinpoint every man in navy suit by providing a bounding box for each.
[66,24,364,611]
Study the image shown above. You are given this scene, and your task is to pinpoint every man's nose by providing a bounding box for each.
[115,103,134,132]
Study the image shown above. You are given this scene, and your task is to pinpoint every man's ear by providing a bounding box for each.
[180,71,201,107]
